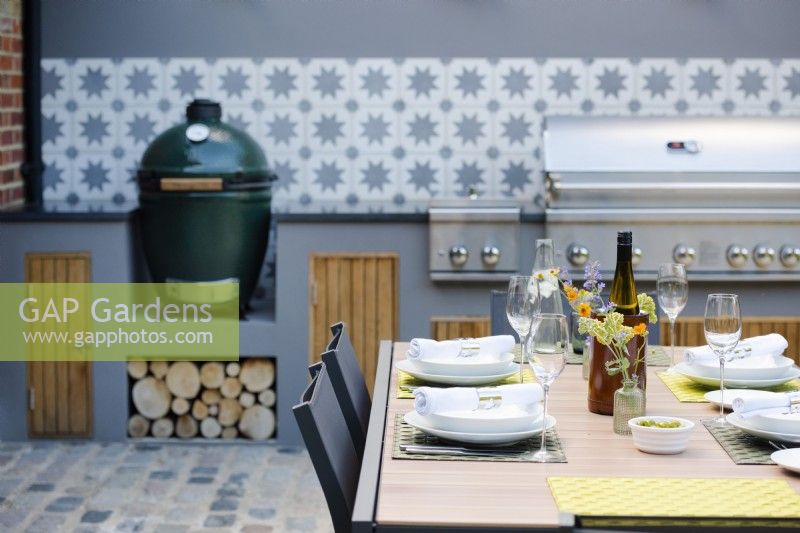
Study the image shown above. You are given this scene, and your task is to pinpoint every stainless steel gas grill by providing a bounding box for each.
[428,199,521,281]
[543,116,800,281]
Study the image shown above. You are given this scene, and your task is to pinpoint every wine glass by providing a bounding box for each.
[526,313,568,462]
[657,263,688,371]
[704,294,742,427]
[506,276,541,384]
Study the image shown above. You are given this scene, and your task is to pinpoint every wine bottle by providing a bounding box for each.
[609,231,639,315]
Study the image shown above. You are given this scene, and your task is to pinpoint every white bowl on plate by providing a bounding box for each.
[628,416,694,455]
[749,411,800,435]
[410,352,515,377]
[727,412,800,444]
[674,362,800,389]
[691,354,795,381]
[425,403,543,434]
[404,411,555,445]
[396,359,519,386]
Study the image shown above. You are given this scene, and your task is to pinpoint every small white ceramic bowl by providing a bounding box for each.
[627,416,695,455]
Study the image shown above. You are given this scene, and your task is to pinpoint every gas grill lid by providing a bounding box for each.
[544,116,800,173]
[543,116,800,209]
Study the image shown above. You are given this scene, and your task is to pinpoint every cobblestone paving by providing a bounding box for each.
[0,442,333,532]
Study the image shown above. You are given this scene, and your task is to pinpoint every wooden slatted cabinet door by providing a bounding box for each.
[430,316,491,341]
[309,253,399,394]
[25,252,93,438]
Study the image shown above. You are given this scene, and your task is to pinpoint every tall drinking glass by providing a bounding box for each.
[526,313,568,462]
[704,294,742,427]
[657,263,688,370]
[506,276,540,384]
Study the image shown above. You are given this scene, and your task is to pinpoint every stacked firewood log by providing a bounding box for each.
[127,359,276,440]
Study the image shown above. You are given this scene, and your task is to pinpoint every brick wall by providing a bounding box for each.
[0,0,23,208]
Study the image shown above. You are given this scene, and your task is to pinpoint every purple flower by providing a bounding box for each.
[583,260,603,291]
[557,265,573,286]
[598,300,617,314]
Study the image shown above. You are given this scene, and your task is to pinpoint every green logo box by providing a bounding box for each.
[1,283,240,361]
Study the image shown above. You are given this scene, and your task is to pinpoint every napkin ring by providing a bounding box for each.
[790,397,800,413]
[477,388,503,409]
[457,338,480,358]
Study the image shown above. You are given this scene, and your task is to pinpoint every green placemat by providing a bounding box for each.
[658,371,800,403]
[392,413,566,463]
[703,420,776,465]
[397,367,535,399]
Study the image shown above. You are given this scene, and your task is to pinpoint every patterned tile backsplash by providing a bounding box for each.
[41,57,800,212]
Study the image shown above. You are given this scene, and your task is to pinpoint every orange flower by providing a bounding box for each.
[578,302,592,318]
[633,323,647,336]
[565,286,579,301]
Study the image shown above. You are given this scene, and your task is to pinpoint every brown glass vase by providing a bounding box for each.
[588,313,649,415]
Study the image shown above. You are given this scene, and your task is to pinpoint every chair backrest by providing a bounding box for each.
[323,322,371,457]
[490,290,518,339]
[293,363,359,533]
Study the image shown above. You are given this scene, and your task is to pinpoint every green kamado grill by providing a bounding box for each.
[137,99,275,311]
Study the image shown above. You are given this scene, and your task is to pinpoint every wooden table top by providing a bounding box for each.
[373,342,800,530]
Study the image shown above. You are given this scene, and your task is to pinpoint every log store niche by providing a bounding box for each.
[127,359,276,440]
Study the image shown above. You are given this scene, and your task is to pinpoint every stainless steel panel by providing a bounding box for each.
[546,216,800,281]
[544,116,800,173]
[429,219,520,274]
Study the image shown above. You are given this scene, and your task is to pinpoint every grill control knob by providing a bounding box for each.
[566,244,590,267]
[779,245,800,268]
[726,245,750,268]
[632,247,643,266]
[753,244,776,268]
[673,244,696,266]
[481,246,501,267]
[449,245,469,267]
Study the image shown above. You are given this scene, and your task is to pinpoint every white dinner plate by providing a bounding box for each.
[426,404,543,434]
[703,389,776,410]
[726,413,800,444]
[691,355,795,381]
[771,448,800,474]
[675,362,800,389]
[410,352,516,377]
[751,412,800,435]
[396,359,520,386]
[404,411,556,445]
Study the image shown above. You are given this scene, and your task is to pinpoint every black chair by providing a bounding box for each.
[490,289,518,339]
[322,322,371,458]
[293,363,360,533]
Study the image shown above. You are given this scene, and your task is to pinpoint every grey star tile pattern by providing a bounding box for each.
[125,66,157,98]
[41,57,800,210]
[690,66,722,99]
[266,66,298,99]
[267,114,298,146]
[642,67,674,99]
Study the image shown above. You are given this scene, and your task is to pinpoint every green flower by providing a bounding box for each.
[638,293,658,324]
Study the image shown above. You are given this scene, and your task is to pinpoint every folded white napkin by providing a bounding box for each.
[684,334,788,364]
[732,391,800,419]
[413,383,543,416]
[406,335,516,361]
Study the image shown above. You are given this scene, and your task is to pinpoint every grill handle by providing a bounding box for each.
[548,180,800,194]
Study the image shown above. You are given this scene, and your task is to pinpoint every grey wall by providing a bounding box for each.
[0,221,136,441]
[43,0,800,57]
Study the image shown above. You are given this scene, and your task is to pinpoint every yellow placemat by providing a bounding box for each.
[657,371,800,402]
[397,368,535,399]
[548,477,800,523]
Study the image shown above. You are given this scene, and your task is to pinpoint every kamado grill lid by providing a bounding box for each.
[137,99,275,192]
